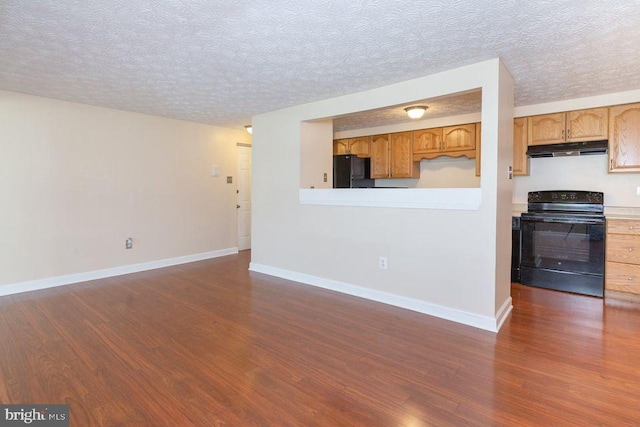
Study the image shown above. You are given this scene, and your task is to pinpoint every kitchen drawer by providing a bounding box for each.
[607,219,640,236]
[606,261,640,293]
[606,234,640,264]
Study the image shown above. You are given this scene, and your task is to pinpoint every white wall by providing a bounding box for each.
[376,157,479,188]
[0,90,250,287]
[493,60,516,312]
[250,59,514,331]
[514,155,640,208]
[300,120,333,189]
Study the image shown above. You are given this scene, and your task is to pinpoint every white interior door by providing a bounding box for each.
[237,145,252,251]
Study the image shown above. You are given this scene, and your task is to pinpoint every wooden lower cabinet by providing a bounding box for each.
[606,262,640,294]
[606,219,640,298]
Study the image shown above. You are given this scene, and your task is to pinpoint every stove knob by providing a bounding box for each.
[587,193,603,203]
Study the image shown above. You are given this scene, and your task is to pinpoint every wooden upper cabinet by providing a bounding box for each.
[513,117,529,176]
[609,103,640,172]
[333,139,349,155]
[349,136,371,158]
[566,108,608,142]
[528,113,566,145]
[413,124,476,161]
[443,124,476,152]
[529,108,608,146]
[370,134,390,178]
[390,132,419,178]
[413,128,443,154]
[333,137,370,157]
[475,123,481,177]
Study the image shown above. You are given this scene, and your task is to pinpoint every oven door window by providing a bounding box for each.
[521,219,604,275]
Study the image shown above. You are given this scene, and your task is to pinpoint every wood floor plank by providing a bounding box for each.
[1,251,639,426]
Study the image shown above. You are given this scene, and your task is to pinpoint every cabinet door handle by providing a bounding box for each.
[629,248,634,252]
[567,128,571,140]
[561,129,565,141]
[611,159,614,170]
[629,277,634,281]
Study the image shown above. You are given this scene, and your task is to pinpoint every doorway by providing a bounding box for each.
[237,144,252,251]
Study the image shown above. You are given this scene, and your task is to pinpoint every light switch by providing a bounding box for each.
[210,165,219,177]
[227,176,233,184]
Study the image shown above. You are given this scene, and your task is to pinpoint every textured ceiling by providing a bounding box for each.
[333,91,482,132]
[1,1,640,131]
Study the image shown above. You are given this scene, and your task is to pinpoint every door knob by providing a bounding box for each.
[237,204,240,209]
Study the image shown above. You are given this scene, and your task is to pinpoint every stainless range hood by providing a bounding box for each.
[527,140,608,158]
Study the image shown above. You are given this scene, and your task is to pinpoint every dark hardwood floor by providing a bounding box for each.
[1,251,639,426]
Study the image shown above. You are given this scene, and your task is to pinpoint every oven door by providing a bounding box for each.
[520,214,605,296]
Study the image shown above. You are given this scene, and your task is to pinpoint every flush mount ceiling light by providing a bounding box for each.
[404,106,428,119]
[245,125,252,134]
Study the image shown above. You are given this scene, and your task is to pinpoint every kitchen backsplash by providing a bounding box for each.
[514,154,640,207]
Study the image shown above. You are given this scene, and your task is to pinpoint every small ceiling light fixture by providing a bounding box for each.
[404,106,428,119]
[245,125,252,134]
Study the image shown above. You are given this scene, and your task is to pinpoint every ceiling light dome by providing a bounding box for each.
[404,106,428,119]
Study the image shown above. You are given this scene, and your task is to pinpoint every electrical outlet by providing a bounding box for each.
[125,237,133,249]
[226,176,233,184]
[323,173,328,183]
[379,256,388,270]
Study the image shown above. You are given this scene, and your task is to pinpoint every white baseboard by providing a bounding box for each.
[495,296,513,332]
[0,247,238,297]
[249,262,512,333]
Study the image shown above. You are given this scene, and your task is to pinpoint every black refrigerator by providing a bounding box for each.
[333,154,374,188]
